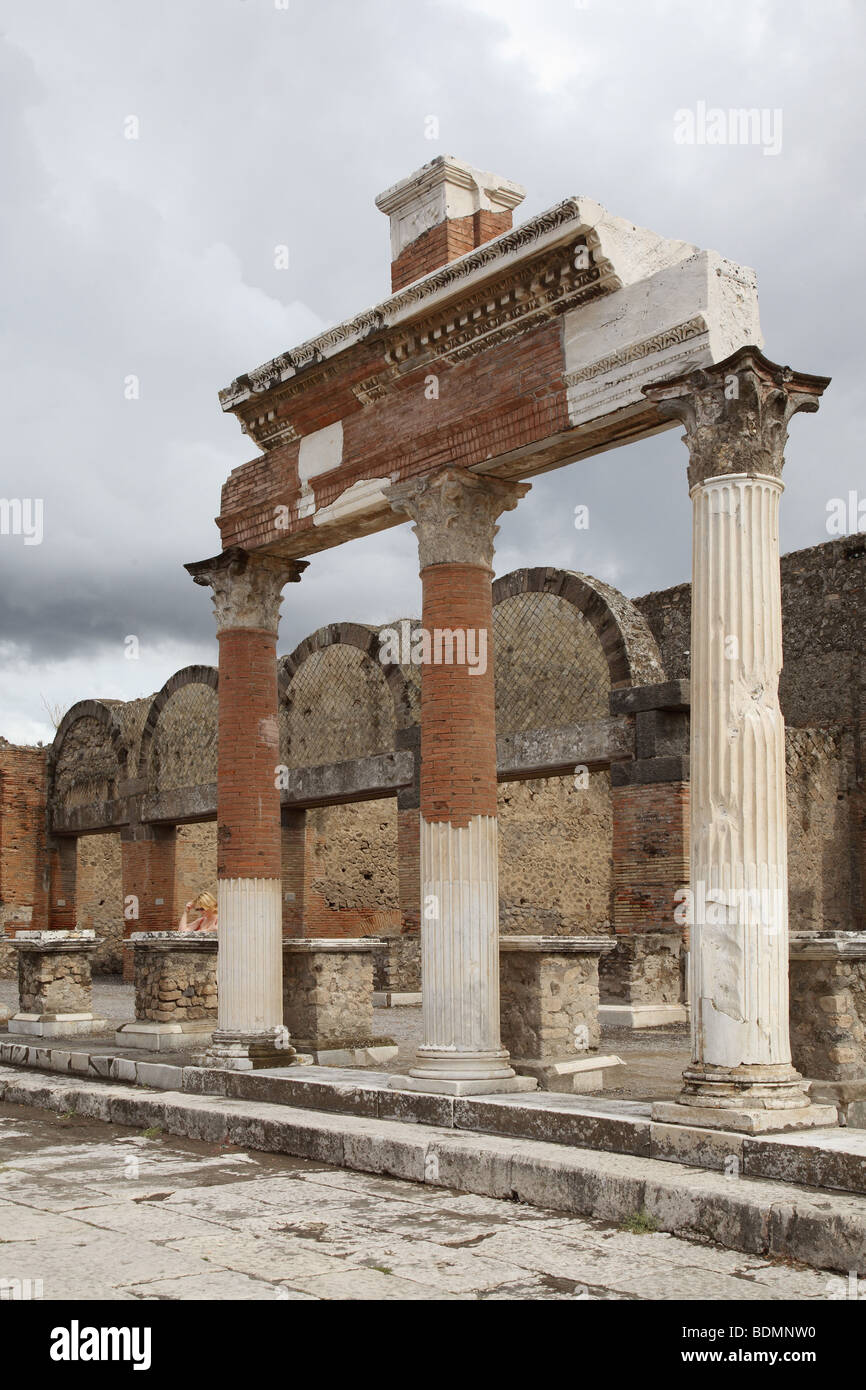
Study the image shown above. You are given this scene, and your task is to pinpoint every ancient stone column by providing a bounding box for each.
[185,546,307,1069]
[645,347,835,1132]
[387,467,535,1095]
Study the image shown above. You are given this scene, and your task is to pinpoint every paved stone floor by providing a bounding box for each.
[0,1100,837,1301]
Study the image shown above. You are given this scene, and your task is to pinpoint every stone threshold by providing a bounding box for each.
[1,1061,864,1279]
[1,1037,864,1199]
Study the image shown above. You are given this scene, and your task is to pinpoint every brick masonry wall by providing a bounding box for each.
[218,317,569,554]
[390,210,513,292]
[0,742,48,978]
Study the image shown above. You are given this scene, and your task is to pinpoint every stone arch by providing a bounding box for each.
[137,665,219,790]
[278,622,417,769]
[492,567,664,693]
[281,621,417,740]
[49,700,128,811]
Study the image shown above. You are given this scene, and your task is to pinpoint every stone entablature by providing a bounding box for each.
[213,164,762,559]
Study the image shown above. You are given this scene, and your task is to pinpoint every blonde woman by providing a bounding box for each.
[177,891,218,933]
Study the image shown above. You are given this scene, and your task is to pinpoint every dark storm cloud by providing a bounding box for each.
[0,0,863,739]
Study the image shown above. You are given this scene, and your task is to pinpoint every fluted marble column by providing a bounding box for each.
[185,546,307,1069]
[387,467,536,1095]
[646,347,836,1132]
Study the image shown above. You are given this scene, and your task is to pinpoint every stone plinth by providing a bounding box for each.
[9,931,107,1037]
[499,936,624,1093]
[599,932,687,1028]
[790,932,866,1125]
[116,932,218,1052]
[283,939,397,1066]
[371,934,422,1006]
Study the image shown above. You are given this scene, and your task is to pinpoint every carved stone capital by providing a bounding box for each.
[185,547,308,634]
[388,468,530,570]
[642,346,830,491]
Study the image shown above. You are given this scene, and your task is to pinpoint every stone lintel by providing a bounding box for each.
[609,680,690,715]
[789,931,866,960]
[282,938,384,954]
[610,755,690,787]
[499,935,616,955]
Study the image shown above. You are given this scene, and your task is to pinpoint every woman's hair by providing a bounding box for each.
[192,891,217,912]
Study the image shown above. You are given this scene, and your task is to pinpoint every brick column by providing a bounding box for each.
[47,837,78,931]
[602,681,690,1028]
[186,546,307,1069]
[646,348,835,1133]
[387,467,534,1095]
[120,824,178,982]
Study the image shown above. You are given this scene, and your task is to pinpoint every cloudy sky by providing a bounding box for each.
[1,0,863,743]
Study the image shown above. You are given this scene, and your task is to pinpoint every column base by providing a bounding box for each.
[599,1002,689,1029]
[388,1073,538,1096]
[654,1061,838,1132]
[200,1028,297,1072]
[651,1100,838,1134]
[9,1013,108,1037]
[114,1021,214,1053]
[291,1036,398,1068]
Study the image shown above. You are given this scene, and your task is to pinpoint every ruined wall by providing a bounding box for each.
[76,832,123,972]
[497,773,612,935]
[175,822,218,911]
[786,728,853,933]
[304,798,401,937]
[636,535,865,932]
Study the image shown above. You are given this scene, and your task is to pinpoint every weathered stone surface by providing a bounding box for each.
[128,933,218,1024]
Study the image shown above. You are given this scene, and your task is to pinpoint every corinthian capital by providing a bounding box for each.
[388,467,530,570]
[185,547,308,634]
[643,346,830,491]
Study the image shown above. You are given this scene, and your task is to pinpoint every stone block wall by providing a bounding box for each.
[18,943,94,1015]
[497,772,612,935]
[499,945,602,1059]
[76,832,123,972]
[282,942,375,1044]
[790,951,866,1081]
[132,942,218,1024]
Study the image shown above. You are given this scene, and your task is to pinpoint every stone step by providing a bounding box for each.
[3,1038,866,1201]
[1,1062,865,1278]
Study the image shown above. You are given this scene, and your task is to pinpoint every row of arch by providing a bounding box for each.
[49,567,664,815]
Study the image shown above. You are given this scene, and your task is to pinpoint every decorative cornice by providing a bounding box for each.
[388,467,530,570]
[563,315,707,387]
[642,346,831,490]
[185,547,308,634]
[219,198,618,414]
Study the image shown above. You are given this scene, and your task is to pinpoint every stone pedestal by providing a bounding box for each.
[645,348,835,1135]
[499,936,624,1093]
[283,939,397,1065]
[186,547,307,1071]
[9,931,107,1036]
[371,934,422,1006]
[789,932,866,1126]
[115,932,218,1052]
[386,468,536,1098]
[599,933,687,1029]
